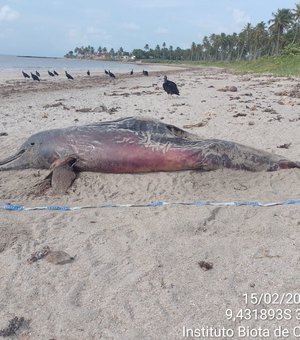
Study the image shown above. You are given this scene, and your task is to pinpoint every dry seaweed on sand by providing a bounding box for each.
[0,316,25,337]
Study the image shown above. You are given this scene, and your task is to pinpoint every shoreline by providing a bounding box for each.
[17,55,61,59]
[0,63,187,87]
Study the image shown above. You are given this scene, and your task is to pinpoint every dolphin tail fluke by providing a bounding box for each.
[277,160,300,170]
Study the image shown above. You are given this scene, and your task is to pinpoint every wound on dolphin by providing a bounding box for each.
[0,117,299,194]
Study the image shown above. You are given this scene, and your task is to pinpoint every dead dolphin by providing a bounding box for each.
[0,117,299,193]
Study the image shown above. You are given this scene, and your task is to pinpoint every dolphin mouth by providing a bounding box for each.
[0,149,25,167]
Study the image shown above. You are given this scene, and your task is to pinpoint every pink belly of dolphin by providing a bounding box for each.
[81,143,201,173]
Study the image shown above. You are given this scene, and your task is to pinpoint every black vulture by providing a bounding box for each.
[48,70,55,77]
[31,72,40,81]
[87,70,90,76]
[65,71,74,80]
[22,71,30,79]
[142,70,149,76]
[163,75,179,96]
[108,70,116,79]
[105,69,109,75]
[130,69,133,75]
[53,70,59,76]
[36,70,40,77]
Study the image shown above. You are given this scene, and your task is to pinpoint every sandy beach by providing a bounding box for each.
[0,65,300,339]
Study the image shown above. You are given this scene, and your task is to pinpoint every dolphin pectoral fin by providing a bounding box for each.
[51,164,77,194]
[48,157,77,194]
[30,158,78,196]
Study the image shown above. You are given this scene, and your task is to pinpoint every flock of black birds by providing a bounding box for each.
[47,70,59,77]
[22,69,74,81]
[104,70,116,79]
[21,68,180,96]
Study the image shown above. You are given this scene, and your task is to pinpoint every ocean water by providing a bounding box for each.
[0,54,146,74]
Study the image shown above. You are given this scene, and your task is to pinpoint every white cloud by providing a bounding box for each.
[194,8,251,36]
[126,0,184,9]
[67,26,111,45]
[86,27,100,34]
[155,27,168,34]
[67,28,80,40]
[124,22,140,31]
[86,27,111,40]
[51,1,64,9]
[0,5,19,21]
[232,9,250,26]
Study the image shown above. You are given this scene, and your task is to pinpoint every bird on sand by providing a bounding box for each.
[48,70,55,77]
[142,70,149,76]
[53,70,59,76]
[31,72,40,81]
[22,71,30,79]
[65,71,74,80]
[105,69,109,75]
[36,70,40,77]
[163,75,179,96]
[130,69,133,75]
[108,70,116,79]
[87,70,90,76]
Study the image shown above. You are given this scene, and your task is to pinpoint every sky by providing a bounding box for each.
[0,0,298,57]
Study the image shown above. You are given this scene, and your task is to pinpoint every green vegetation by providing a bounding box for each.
[222,55,300,76]
[65,3,300,76]
[141,54,300,77]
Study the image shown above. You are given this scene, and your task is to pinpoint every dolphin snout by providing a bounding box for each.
[0,149,26,170]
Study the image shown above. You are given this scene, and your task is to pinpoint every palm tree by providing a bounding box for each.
[168,45,173,59]
[292,3,300,43]
[174,46,182,60]
[219,33,228,60]
[202,36,211,60]
[268,8,293,54]
[154,44,161,58]
[117,47,124,56]
[144,44,149,51]
[239,23,252,60]
[162,42,167,59]
[190,42,197,60]
[253,22,268,58]
[195,44,202,60]
[109,48,115,57]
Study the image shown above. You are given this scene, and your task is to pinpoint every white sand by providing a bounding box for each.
[0,66,300,339]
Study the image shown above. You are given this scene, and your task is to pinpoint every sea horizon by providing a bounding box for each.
[0,54,144,75]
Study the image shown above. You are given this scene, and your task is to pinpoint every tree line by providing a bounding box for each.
[65,4,300,61]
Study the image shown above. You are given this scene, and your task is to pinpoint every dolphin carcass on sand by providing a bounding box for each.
[0,117,299,194]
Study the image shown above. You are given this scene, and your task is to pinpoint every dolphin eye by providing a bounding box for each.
[30,142,35,146]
